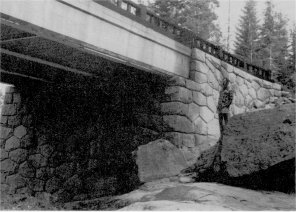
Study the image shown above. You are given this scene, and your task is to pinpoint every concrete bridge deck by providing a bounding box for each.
[1,0,191,81]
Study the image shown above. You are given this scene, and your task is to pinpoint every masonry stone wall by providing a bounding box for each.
[0,48,282,202]
[0,84,34,195]
[0,69,167,202]
[160,48,282,166]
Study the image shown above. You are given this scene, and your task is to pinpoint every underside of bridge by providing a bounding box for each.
[1,22,171,200]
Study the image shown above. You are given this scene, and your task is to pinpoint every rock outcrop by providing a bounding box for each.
[189,103,295,193]
[114,181,296,210]
[134,139,188,182]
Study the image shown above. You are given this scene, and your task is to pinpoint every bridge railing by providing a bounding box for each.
[94,0,272,82]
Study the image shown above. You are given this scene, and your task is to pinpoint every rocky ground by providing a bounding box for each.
[2,179,295,210]
[59,179,295,210]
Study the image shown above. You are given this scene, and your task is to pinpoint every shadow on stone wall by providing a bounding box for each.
[14,68,167,201]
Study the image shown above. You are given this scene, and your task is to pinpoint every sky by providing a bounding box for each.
[216,0,296,52]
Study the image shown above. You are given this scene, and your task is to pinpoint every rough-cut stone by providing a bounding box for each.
[248,88,257,99]
[28,154,47,168]
[45,177,62,193]
[229,73,236,83]
[4,94,13,104]
[212,90,220,106]
[234,91,244,107]
[14,125,27,139]
[180,146,201,165]
[167,76,186,87]
[194,117,208,134]
[165,86,192,104]
[13,93,21,103]
[1,104,17,116]
[253,100,265,109]
[7,115,21,126]
[0,149,9,161]
[22,114,33,127]
[220,67,229,79]
[1,159,17,174]
[244,95,253,107]
[200,84,213,97]
[20,134,33,148]
[231,105,246,115]
[6,174,26,191]
[274,90,281,97]
[185,79,201,92]
[38,144,54,158]
[262,81,273,89]
[189,71,208,84]
[213,68,223,84]
[188,103,200,123]
[222,103,295,177]
[54,162,75,180]
[19,161,35,178]
[192,92,207,106]
[163,115,195,133]
[161,102,188,117]
[207,55,221,68]
[64,174,82,193]
[0,116,8,125]
[194,134,208,146]
[5,136,20,151]
[0,127,12,139]
[207,118,220,138]
[4,85,16,93]
[207,96,217,113]
[191,48,206,62]
[135,139,188,182]
[36,168,51,180]
[239,84,248,96]
[182,134,196,148]
[190,60,209,74]
[252,81,261,91]
[257,88,270,101]
[164,132,182,147]
[207,70,219,90]
[28,178,45,192]
[9,148,28,164]
[199,106,214,123]
[236,76,244,86]
[272,83,281,90]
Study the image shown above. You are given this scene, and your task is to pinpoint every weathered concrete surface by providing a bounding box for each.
[135,139,188,182]
[115,181,296,210]
[1,0,190,77]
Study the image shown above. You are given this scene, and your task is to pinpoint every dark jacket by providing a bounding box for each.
[217,89,234,113]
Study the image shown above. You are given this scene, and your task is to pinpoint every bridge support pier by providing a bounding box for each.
[0,83,34,195]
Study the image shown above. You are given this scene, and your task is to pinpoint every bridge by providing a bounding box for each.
[0,0,282,200]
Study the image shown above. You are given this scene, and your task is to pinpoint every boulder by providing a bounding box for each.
[221,103,295,177]
[135,139,188,182]
[189,104,295,192]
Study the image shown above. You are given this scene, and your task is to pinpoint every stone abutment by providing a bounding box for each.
[0,48,282,202]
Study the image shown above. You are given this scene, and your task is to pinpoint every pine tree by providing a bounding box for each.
[288,25,296,72]
[281,25,296,92]
[273,13,289,73]
[258,1,277,70]
[234,0,260,65]
[258,1,289,79]
[150,0,221,41]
